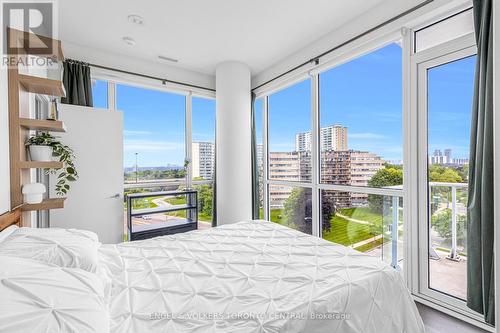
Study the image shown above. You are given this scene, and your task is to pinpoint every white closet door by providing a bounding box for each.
[50,104,124,244]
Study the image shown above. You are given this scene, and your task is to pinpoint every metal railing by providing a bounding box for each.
[429,182,468,261]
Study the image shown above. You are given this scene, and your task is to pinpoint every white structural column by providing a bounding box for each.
[215,61,252,224]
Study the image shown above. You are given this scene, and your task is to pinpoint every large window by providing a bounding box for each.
[261,44,404,266]
[319,42,403,188]
[91,80,215,232]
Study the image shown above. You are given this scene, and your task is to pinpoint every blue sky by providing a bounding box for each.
[93,42,475,168]
[260,42,475,162]
[93,82,215,167]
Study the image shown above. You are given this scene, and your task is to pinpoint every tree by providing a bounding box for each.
[193,184,213,218]
[431,209,467,247]
[429,165,463,183]
[282,188,335,233]
[367,167,403,213]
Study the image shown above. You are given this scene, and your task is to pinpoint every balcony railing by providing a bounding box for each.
[369,182,467,269]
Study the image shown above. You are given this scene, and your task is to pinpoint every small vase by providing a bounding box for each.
[29,145,53,161]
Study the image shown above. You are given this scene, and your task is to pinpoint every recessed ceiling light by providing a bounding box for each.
[128,14,144,25]
[158,55,179,63]
[122,36,136,46]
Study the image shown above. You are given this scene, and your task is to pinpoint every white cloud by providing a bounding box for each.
[124,140,183,152]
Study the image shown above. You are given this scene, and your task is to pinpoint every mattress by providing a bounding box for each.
[98,220,425,333]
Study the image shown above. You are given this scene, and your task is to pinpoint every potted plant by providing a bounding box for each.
[25,132,54,161]
[25,132,78,196]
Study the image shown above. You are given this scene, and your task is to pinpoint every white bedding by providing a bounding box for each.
[98,220,424,333]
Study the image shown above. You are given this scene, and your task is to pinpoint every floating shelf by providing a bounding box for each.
[18,161,63,169]
[19,118,66,132]
[18,74,66,97]
[22,198,66,212]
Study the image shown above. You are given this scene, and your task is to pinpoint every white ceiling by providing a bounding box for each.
[59,0,423,76]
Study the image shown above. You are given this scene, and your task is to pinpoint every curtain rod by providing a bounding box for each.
[252,0,435,92]
[87,62,216,92]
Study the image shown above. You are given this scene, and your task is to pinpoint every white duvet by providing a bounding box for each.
[98,220,424,333]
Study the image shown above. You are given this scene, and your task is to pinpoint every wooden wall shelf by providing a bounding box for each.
[20,118,66,132]
[21,198,66,212]
[18,74,66,97]
[18,161,63,169]
[8,28,66,222]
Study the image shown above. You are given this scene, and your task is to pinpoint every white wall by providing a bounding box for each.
[216,62,252,224]
[63,41,215,91]
[0,68,10,215]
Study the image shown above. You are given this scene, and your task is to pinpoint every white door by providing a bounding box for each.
[50,104,123,244]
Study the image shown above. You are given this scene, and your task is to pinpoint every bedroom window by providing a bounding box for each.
[92,77,216,231]
[319,42,403,187]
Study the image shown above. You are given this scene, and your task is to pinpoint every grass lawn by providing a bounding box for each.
[339,207,382,225]
[323,215,379,247]
[269,208,381,250]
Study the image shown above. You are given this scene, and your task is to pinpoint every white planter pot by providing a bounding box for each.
[22,183,46,204]
[29,145,53,162]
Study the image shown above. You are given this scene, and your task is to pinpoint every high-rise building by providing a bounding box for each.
[430,148,461,165]
[192,142,215,180]
[295,125,348,152]
[269,151,301,182]
[349,151,385,205]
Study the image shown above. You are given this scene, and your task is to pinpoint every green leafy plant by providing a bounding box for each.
[25,132,78,196]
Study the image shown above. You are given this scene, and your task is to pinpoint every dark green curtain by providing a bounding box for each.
[251,92,260,219]
[467,0,494,325]
[61,60,93,107]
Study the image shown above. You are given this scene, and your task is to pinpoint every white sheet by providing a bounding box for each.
[0,255,109,333]
[98,220,425,333]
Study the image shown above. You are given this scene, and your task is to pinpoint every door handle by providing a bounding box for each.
[108,193,122,199]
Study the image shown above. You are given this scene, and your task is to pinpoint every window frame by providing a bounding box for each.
[413,33,479,320]
[90,71,216,222]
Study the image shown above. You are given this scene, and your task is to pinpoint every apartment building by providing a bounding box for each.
[295,125,348,152]
[192,142,215,180]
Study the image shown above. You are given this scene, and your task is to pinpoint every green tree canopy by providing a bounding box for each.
[367,167,403,213]
[428,165,463,183]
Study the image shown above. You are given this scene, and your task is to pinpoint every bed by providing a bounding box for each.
[0,212,424,333]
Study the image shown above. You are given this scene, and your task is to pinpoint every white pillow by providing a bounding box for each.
[0,227,100,272]
[0,225,18,243]
[0,255,109,333]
